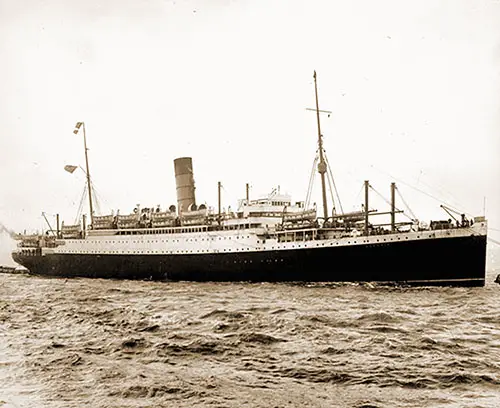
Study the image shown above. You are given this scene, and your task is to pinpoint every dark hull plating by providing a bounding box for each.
[12,235,487,286]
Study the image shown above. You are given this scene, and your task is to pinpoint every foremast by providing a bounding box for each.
[74,122,94,226]
[313,71,330,222]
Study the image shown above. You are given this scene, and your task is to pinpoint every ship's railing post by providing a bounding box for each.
[364,180,369,236]
[82,214,86,239]
[218,181,222,226]
[391,182,396,232]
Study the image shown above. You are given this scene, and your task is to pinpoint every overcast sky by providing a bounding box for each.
[1,0,499,264]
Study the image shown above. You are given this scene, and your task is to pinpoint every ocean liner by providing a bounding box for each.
[11,73,488,286]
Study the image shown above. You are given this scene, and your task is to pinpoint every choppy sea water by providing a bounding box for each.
[1,271,499,408]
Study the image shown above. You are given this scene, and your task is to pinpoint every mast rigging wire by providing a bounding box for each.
[369,165,472,217]
[369,185,398,210]
[352,183,365,211]
[324,154,343,214]
[325,166,336,215]
[305,154,318,210]
[396,187,418,221]
[75,183,88,224]
[369,185,412,222]
[92,185,102,215]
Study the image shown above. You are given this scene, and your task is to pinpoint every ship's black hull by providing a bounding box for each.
[12,235,487,286]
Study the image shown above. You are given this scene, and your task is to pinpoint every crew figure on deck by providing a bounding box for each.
[461,214,470,228]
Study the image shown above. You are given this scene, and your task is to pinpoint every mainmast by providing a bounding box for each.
[74,122,94,226]
[313,71,329,221]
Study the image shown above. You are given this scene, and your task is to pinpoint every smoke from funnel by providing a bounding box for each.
[0,222,17,239]
[0,222,18,266]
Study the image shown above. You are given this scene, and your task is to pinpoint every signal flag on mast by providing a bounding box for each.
[73,122,83,134]
[64,165,78,174]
